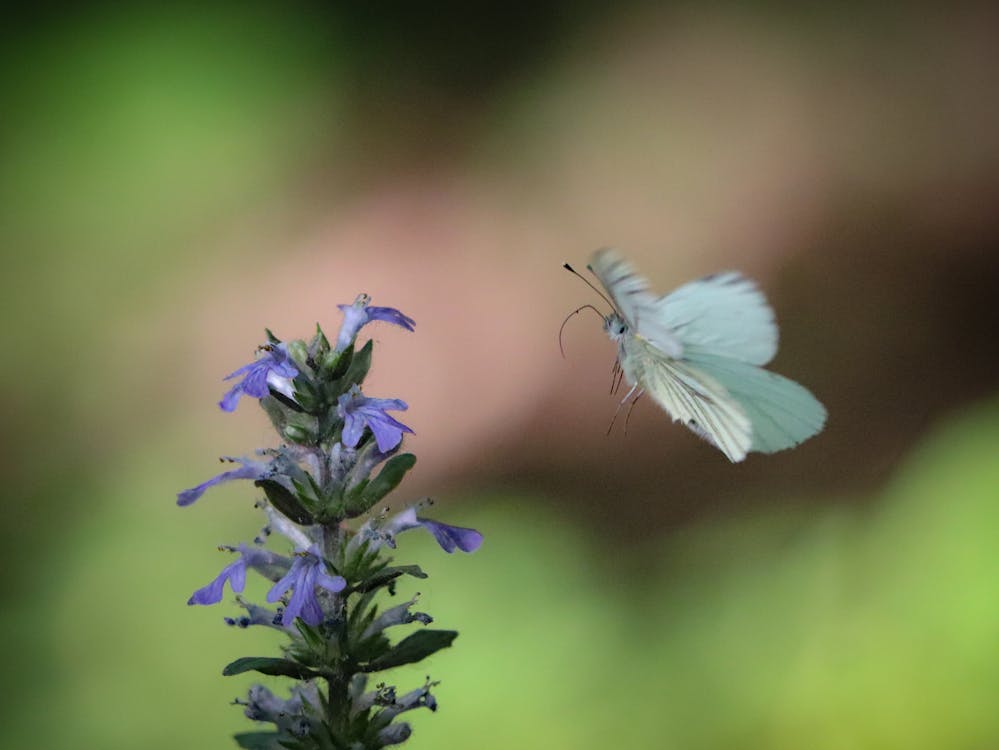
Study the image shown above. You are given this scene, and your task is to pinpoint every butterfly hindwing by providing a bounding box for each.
[682,348,827,453]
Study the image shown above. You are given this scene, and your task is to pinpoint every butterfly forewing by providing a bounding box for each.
[589,248,683,358]
[657,272,778,365]
[587,249,652,322]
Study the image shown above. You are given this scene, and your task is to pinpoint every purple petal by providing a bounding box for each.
[218,345,298,412]
[265,550,343,627]
[218,382,245,412]
[284,563,321,626]
[239,364,272,399]
[335,303,370,352]
[266,558,302,603]
[335,296,415,352]
[419,517,483,553]
[222,360,258,382]
[366,306,415,332]
[385,507,421,536]
[365,410,414,452]
[177,460,268,507]
[337,391,413,451]
[267,346,299,378]
[188,558,247,605]
[188,575,227,606]
[362,397,408,412]
[341,411,366,449]
[229,558,247,592]
[382,508,483,553]
[316,568,347,594]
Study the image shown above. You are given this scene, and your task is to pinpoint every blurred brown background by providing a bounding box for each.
[2,3,998,748]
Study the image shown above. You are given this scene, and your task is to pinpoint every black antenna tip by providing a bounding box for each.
[563,262,575,271]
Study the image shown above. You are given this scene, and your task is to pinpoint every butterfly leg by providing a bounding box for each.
[623,390,644,434]
[606,384,641,435]
[609,359,625,395]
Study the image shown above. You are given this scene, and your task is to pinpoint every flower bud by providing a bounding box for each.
[282,424,314,443]
[376,722,412,747]
[287,339,310,371]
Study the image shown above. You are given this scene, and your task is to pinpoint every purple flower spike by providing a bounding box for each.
[387,507,483,554]
[337,386,414,452]
[219,343,299,412]
[335,294,415,352]
[188,544,280,605]
[177,457,270,507]
[266,547,347,626]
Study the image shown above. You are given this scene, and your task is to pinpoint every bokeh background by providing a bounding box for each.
[3,3,999,748]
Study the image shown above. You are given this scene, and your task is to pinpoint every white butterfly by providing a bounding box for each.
[577,248,827,462]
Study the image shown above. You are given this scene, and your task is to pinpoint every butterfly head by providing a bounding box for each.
[603,312,629,342]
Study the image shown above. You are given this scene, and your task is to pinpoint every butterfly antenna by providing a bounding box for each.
[558,304,605,358]
[563,262,616,310]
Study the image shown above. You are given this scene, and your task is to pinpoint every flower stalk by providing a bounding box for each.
[179,294,481,749]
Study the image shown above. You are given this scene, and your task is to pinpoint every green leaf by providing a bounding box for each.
[290,473,325,511]
[324,341,353,378]
[294,620,327,654]
[339,339,372,390]
[287,339,310,370]
[344,454,416,518]
[222,656,322,679]
[348,587,379,633]
[282,423,314,443]
[267,389,306,413]
[289,385,317,413]
[353,564,427,593]
[255,479,315,525]
[362,630,458,672]
[309,322,330,355]
[259,395,289,434]
[343,477,369,507]
[234,732,282,750]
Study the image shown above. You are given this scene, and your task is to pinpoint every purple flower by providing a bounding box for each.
[386,507,483,554]
[266,547,347,626]
[219,343,299,412]
[337,386,413,452]
[188,545,289,605]
[177,457,271,506]
[335,294,415,352]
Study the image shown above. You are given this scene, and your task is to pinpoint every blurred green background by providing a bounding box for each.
[3,3,999,748]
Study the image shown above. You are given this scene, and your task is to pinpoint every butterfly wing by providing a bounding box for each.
[657,272,779,365]
[621,334,753,462]
[588,249,824,459]
[682,348,827,453]
[588,248,683,358]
